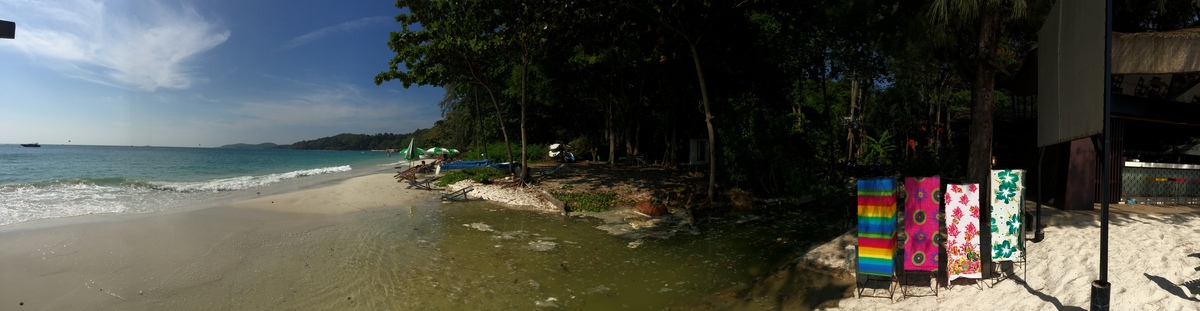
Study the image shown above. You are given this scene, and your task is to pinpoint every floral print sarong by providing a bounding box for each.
[945,183,981,281]
[990,169,1026,261]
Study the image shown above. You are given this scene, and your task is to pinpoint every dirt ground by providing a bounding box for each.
[524,161,857,310]
[526,160,756,211]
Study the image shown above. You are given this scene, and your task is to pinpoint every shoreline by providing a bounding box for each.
[0,172,436,309]
[0,167,834,310]
[0,170,809,310]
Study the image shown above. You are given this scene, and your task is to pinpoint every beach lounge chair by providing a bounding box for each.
[900,176,941,298]
[394,165,420,179]
[536,163,566,182]
[406,176,439,191]
[396,172,418,183]
[856,177,897,300]
[395,163,427,181]
[442,186,474,201]
[418,159,443,174]
[989,169,1027,287]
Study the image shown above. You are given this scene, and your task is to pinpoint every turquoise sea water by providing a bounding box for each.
[0,144,401,226]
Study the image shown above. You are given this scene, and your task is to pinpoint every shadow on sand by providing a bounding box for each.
[680,261,855,311]
[1145,273,1200,302]
[1011,275,1086,311]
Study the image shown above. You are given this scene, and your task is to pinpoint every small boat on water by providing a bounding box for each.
[20,143,40,147]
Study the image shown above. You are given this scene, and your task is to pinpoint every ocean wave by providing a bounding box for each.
[0,165,352,226]
[0,182,166,226]
[152,165,352,192]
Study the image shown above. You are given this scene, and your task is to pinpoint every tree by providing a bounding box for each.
[635,0,726,202]
[928,0,1028,184]
[376,0,518,172]
[494,0,578,182]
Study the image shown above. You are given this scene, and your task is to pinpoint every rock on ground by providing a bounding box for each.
[445,180,556,211]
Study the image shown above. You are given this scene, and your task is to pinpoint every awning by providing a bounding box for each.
[1114,28,1200,74]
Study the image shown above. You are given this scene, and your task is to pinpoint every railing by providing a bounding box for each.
[1122,161,1200,204]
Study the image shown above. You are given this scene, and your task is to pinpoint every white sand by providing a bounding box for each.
[812,204,1200,310]
[231,173,429,214]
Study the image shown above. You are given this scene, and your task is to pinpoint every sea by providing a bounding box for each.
[0,144,405,226]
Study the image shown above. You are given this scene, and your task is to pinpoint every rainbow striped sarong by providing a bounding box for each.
[858,178,897,277]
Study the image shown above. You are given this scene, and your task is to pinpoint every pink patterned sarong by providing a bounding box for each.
[903,176,940,272]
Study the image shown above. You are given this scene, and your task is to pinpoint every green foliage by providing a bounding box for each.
[435,167,507,187]
[549,191,627,213]
[716,92,805,194]
[860,130,896,166]
[288,133,412,151]
[461,142,549,163]
[367,0,1062,209]
[897,147,964,180]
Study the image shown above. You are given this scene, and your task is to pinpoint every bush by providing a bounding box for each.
[461,142,549,163]
[549,191,628,212]
[435,167,507,187]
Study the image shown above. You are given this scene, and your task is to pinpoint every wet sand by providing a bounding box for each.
[0,173,434,310]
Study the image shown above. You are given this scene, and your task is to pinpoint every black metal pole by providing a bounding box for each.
[1092,0,1113,309]
[1032,147,1044,243]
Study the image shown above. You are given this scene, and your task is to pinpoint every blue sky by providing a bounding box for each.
[0,0,444,147]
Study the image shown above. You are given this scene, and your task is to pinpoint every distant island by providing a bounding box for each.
[222,131,431,151]
[286,133,416,151]
[218,143,286,149]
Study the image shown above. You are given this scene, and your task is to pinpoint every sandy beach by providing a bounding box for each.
[803,203,1200,310]
[0,173,437,310]
[9,166,1195,310]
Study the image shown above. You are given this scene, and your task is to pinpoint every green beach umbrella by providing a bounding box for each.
[400,139,424,161]
[425,147,451,155]
[448,149,460,154]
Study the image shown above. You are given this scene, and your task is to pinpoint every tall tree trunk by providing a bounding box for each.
[465,56,513,172]
[520,59,529,183]
[473,87,488,159]
[607,99,615,169]
[479,83,515,173]
[848,78,858,161]
[968,3,1000,279]
[967,6,999,184]
[669,125,677,166]
[633,119,640,158]
[689,43,716,203]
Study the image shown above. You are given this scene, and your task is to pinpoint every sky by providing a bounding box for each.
[0,0,444,147]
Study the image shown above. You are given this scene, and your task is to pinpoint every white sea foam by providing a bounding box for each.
[0,165,352,226]
[155,165,352,192]
[0,182,170,226]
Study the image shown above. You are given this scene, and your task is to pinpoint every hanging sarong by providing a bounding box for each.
[857,178,897,277]
[945,183,982,281]
[990,169,1026,261]
[903,176,941,272]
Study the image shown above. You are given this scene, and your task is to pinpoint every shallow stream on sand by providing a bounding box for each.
[166,200,832,310]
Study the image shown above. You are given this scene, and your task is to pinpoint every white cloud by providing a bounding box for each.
[280,16,390,50]
[0,0,229,91]
[227,83,426,131]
